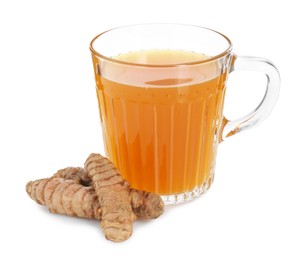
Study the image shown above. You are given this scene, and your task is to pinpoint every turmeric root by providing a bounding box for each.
[26,168,163,220]
[84,153,136,242]
[26,157,164,242]
[26,177,101,219]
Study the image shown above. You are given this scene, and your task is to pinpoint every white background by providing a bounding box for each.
[1,0,306,259]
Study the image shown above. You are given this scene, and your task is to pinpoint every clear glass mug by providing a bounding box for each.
[90,24,280,204]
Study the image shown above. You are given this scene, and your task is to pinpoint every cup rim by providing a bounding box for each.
[89,23,233,68]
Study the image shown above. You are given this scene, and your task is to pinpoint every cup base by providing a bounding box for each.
[161,180,212,205]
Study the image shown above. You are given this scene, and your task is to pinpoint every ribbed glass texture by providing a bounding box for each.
[92,54,229,202]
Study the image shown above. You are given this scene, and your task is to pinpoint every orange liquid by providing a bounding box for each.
[93,50,227,195]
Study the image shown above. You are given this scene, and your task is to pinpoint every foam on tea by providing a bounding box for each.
[115,49,210,65]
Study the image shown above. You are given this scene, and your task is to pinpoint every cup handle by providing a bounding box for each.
[221,55,281,141]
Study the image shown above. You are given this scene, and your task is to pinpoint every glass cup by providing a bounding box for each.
[90,24,280,204]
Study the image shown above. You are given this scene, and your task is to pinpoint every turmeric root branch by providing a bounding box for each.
[84,153,136,242]
[26,177,101,219]
[26,161,164,242]
[26,173,163,220]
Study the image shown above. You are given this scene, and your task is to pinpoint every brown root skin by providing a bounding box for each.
[26,165,164,240]
[85,153,136,242]
[26,177,101,219]
[130,190,164,219]
[52,167,92,187]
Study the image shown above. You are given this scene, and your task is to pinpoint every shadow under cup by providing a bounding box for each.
[90,24,280,204]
